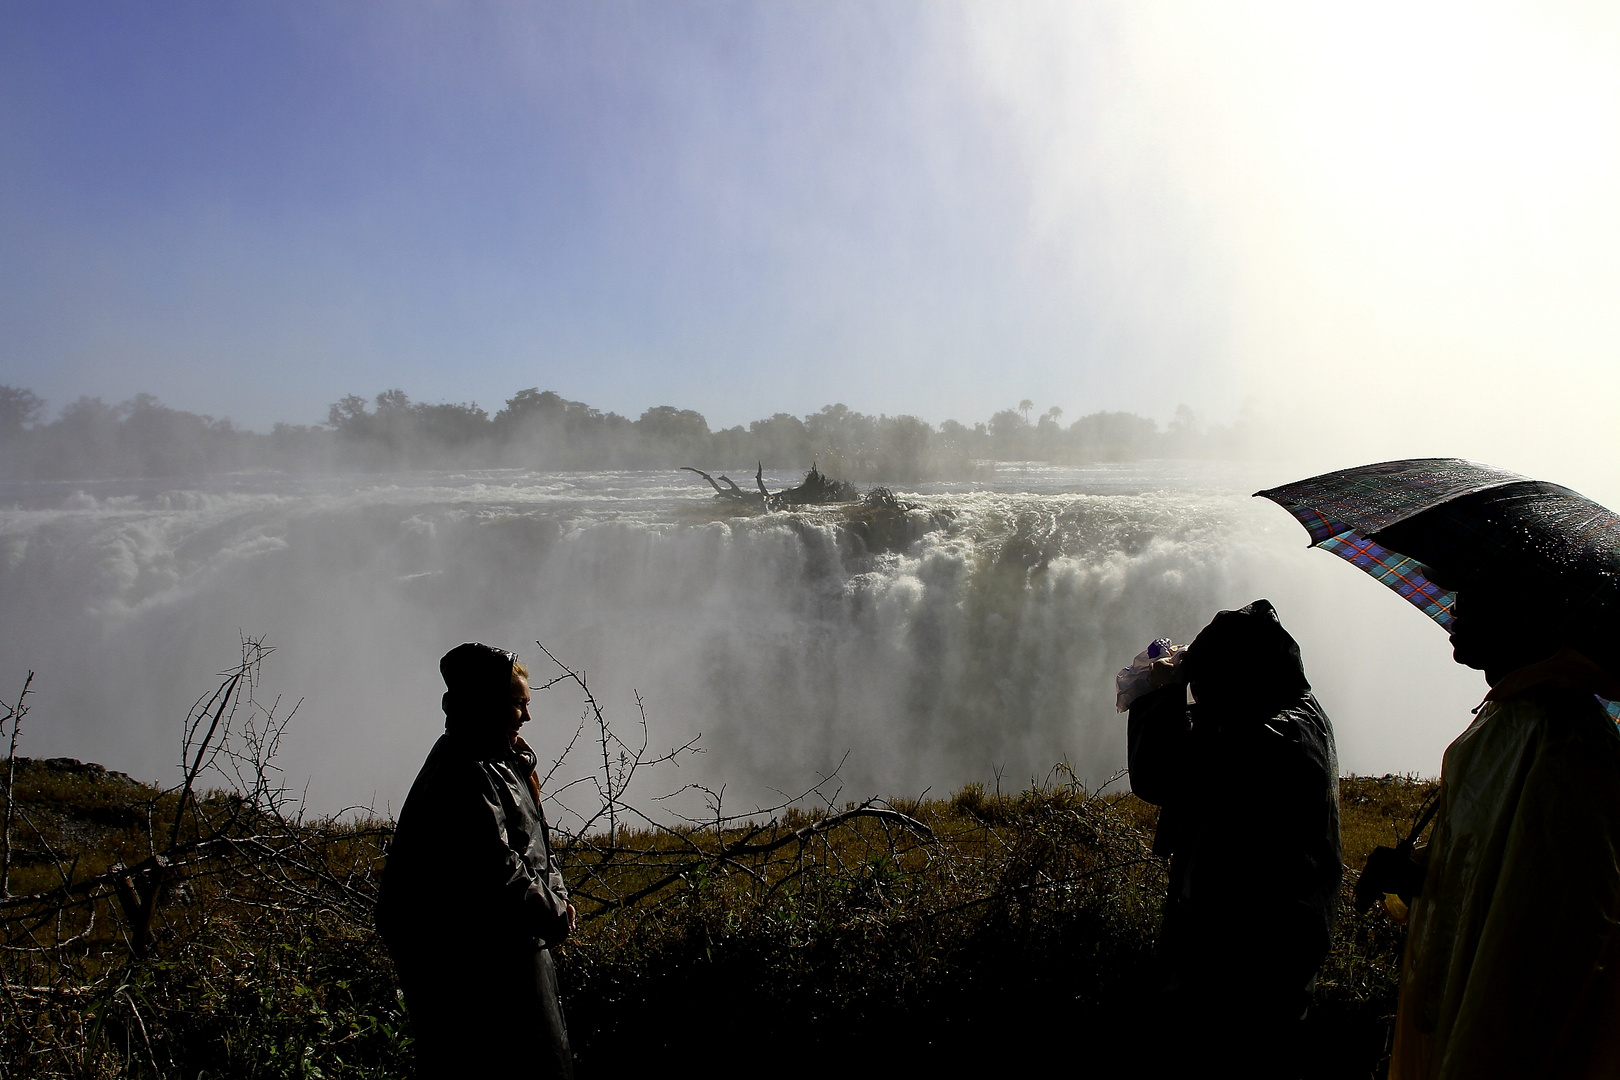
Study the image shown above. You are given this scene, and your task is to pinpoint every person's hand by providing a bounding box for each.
[566,903,577,933]
[1147,656,1186,691]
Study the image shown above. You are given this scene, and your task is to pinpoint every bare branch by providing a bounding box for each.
[0,672,35,899]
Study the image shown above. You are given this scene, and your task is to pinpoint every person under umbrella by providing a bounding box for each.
[1126,599,1341,1078]
[1383,569,1620,1079]
[1258,459,1620,1079]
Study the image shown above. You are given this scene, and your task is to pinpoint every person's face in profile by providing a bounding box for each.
[1446,585,1560,681]
[1446,589,1491,672]
[503,675,532,744]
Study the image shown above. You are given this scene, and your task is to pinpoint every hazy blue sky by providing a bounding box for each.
[4,2,1618,495]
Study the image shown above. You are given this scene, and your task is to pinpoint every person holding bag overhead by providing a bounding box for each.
[1124,599,1342,1078]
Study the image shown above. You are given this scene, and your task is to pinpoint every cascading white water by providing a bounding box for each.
[0,463,1481,815]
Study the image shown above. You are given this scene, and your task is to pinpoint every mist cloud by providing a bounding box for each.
[965,2,1620,500]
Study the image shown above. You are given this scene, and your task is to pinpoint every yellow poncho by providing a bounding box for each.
[1391,654,1620,1079]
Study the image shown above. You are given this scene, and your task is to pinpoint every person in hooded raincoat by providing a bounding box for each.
[378,643,576,1080]
[1126,599,1341,1075]
[1388,577,1620,1080]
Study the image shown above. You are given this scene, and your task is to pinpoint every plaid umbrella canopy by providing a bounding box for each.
[1255,458,1620,717]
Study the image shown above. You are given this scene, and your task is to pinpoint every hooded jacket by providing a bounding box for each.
[1127,599,1342,997]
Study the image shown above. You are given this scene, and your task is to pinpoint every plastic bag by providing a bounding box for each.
[1115,638,1185,713]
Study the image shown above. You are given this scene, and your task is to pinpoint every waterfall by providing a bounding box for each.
[0,464,1478,812]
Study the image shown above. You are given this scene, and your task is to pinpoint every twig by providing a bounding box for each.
[171,670,245,852]
[0,672,35,898]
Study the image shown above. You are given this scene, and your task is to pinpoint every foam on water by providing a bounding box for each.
[0,463,1483,814]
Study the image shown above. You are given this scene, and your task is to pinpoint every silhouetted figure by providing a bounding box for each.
[378,643,575,1079]
[1388,579,1620,1079]
[1127,599,1341,1077]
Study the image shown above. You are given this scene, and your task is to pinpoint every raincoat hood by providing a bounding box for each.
[1181,598,1311,715]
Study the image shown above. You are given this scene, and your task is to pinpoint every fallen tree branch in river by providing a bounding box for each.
[681,462,857,509]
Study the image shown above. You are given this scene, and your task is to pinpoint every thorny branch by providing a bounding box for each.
[1,672,35,899]
[532,640,704,845]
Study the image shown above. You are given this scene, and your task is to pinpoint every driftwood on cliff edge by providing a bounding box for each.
[681,462,857,509]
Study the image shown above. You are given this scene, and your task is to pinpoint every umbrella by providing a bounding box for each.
[1255,458,1620,715]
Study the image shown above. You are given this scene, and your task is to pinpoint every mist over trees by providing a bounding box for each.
[0,384,1254,482]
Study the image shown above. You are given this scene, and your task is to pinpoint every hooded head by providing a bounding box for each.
[1180,599,1310,714]
[440,642,529,732]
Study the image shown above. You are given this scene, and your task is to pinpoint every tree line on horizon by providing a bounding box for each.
[0,384,1253,482]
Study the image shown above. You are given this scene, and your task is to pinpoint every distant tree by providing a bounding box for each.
[1018,399,1034,423]
[938,418,974,448]
[636,405,709,441]
[988,408,1031,459]
[495,389,633,467]
[30,396,123,476]
[710,424,751,466]
[270,421,324,454]
[804,403,855,451]
[327,395,371,431]
[747,412,811,467]
[1069,410,1160,462]
[879,414,932,482]
[371,390,413,449]
[932,418,986,474]
[803,404,883,478]
[411,401,490,446]
[58,396,123,433]
[120,394,228,476]
[1034,406,1066,458]
[0,386,45,442]
[635,405,711,465]
[374,389,411,414]
[502,391,600,432]
[989,409,1027,437]
[495,389,567,429]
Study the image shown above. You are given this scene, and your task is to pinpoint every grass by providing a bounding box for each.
[1,754,1438,1078]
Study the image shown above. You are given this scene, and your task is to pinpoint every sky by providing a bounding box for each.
[3,1,1619,500]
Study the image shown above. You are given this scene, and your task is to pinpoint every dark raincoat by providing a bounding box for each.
[1127,600,1341,1066]
[378,723,574,1079]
